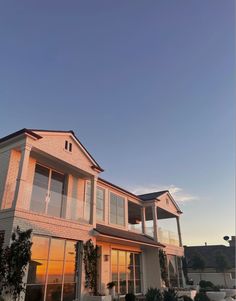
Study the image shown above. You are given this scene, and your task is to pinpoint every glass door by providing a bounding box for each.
[30,164,65,218]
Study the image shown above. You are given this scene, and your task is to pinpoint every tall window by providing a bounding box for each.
[111,250,141,295]
[110,193,125,226]
[30,164,65,218]
[84,181,92,223]
[25,236,78,301]
[96,187,105,221]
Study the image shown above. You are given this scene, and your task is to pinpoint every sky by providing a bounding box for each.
[0,1,235,246]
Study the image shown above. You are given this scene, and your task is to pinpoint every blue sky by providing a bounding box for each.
[0,1,234,245]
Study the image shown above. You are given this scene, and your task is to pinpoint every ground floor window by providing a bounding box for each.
[111,249,142,295]
[25,235,78,301]
[167,255,183,287]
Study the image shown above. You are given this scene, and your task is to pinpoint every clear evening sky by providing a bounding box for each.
[0,1,234,246]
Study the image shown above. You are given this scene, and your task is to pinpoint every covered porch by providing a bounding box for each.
[94,224,164,296]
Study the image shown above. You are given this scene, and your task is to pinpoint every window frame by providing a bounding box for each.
[30,163,66,218]
[109,192,125,227]
[96,186,105,222]
[111,249,142,295]
[26,235,80,301]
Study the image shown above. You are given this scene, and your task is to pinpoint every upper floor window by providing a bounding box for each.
[84,181,92,223]
[65,140,72,152]
[96,187,105,221]
[30,164,65,218]
[110,192,125,226]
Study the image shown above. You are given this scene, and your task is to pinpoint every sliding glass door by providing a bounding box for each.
[30,164,65,218]
[111,250,142,295]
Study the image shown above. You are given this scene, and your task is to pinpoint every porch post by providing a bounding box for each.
[152,203,158,242]
[141,206,146,234]
[91,176,97,227]
[176,216,182,247]
[13,144,31,209]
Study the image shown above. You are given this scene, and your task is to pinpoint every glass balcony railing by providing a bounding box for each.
[2,182,92,224]
[145,226,154,238]
[128,223,143,233]
[145,226,180,246]
[158,228,180,246]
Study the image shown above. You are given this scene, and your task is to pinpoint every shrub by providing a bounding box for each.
[199,281,214,289]
[181,296,193,301]
[107,281,115,289]
[145,288,163,301]
[199,280,220,292]
[125,293,136,301]
[194,292,210,301]
[163,288,178,301]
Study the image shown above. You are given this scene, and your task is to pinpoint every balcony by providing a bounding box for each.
[145,226,179,246]
[1,182,91,224]
[158,228,180,246]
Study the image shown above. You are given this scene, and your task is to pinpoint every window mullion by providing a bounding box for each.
[126,251,128,294]
[133,254,136,294]
[45,169,52,214]
[60,240,67,301]
[43,237,51,301]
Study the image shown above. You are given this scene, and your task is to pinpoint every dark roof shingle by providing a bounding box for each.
[95,224,165,248]
[138,191,168,201]
[184,245,235,269]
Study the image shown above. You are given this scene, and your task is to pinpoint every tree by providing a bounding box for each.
[83,239,99,295]
[159,249,169,287]
[2,227,32,301]
[181,256,189,284]
[214,252,229,287]
[191,253,205,281]
[0,234,5,297]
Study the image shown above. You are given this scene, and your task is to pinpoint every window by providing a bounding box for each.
[65,140,72,152]
[111,250,142,295]
[30,164,65,218]
[110,193,125,226]
[96,187,105,221]
[84,181,92,222]
[25,236,78,301]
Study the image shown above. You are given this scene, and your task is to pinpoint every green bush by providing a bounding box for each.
[194,292,210,301]
[199,281,214,289]
[163,288,178,301]
[145,288,163,301]
[125,293,136,301]
[199,280,220,292]
[181,296,193,301]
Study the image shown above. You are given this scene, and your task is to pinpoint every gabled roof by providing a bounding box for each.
[95,224,165,248]
[0,128,103,172]
[184,245,235,269]
[138,191,168,201]
[0,128,42,144]
[138,190,182,214]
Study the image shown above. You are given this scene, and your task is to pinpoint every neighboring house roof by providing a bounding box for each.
[138,191,169,201]
[95,224,165,248]
[184,245,236,269]
[0,128,103,172]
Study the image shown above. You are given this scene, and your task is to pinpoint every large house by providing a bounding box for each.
[0,129,184,301]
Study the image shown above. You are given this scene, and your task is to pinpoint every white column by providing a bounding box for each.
[176,216,183,247]
[13,144,31,209]
[91,176,97,227]
[152,203,158,242]
[141,206,146,234]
